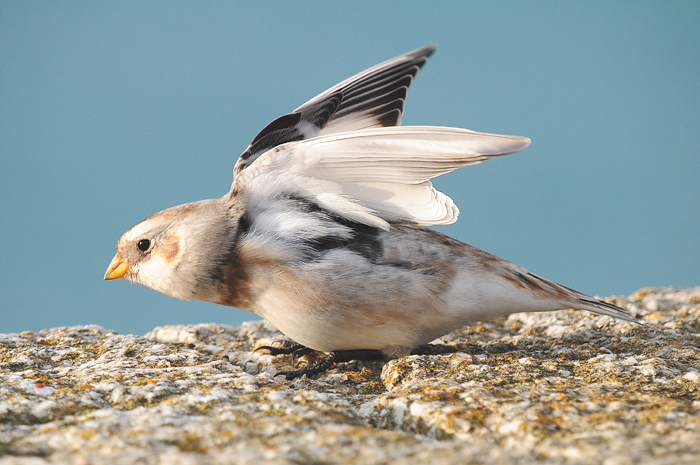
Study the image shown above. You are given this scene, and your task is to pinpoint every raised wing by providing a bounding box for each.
[235,126,531,230]
[233,46,435,177]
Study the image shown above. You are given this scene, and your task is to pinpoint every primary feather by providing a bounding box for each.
[233,45,435,176]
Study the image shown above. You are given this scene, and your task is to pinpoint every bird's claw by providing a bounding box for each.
[254,341,308,356]
[274,353,339,380]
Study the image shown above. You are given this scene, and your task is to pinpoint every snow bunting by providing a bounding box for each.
[105,46,636,379]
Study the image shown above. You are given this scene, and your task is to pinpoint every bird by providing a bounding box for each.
[105,45,636,380]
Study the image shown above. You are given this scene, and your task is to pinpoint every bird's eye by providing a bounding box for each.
[137,239,151,252]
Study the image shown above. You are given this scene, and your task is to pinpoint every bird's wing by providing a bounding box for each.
[235,126,531,230]
[233,46,435,177]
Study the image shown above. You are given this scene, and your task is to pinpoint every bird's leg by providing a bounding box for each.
[275,349,387,380]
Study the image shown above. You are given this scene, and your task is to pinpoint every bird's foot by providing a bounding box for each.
[275,352,339,380]
[254,340,315,363]
[274,349,387,380]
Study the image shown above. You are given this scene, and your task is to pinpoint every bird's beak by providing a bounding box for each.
[104,255,129,280]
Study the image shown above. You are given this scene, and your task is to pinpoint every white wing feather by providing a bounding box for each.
[236,126,530,228]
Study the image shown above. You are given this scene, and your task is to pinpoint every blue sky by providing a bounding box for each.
[1,2,698,335]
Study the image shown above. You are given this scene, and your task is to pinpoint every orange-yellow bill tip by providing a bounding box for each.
[104,255,129,280]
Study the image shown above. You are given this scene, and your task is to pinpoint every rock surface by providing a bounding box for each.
[1,287,699,464]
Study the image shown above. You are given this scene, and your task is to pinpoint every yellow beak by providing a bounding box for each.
[104,255,129,280]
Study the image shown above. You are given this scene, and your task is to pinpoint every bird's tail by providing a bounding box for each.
[569,291,640,324]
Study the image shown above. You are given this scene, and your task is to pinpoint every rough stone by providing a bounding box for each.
[1,287,698,464]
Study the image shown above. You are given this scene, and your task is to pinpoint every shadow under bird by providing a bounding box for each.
[105,46,637,379]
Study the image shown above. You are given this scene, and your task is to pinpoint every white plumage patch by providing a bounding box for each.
[131,255,179,297]
[236,126,530,228]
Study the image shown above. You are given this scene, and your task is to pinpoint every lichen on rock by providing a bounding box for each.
[1,287,699,464]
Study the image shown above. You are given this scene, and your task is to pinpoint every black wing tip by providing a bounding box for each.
[405,45,436,70]
[410,44,437,60]
[375,106,404,128]
[235,44,437,173]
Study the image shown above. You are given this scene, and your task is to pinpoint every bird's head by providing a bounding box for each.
[104,198,233,302]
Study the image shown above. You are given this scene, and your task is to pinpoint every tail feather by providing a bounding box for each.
[575,296,640,324]
[496,260,639,324]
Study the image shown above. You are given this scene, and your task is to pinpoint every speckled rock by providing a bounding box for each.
[1,287,699,464]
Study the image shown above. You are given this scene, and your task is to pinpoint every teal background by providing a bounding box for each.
[1,2,698,335]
